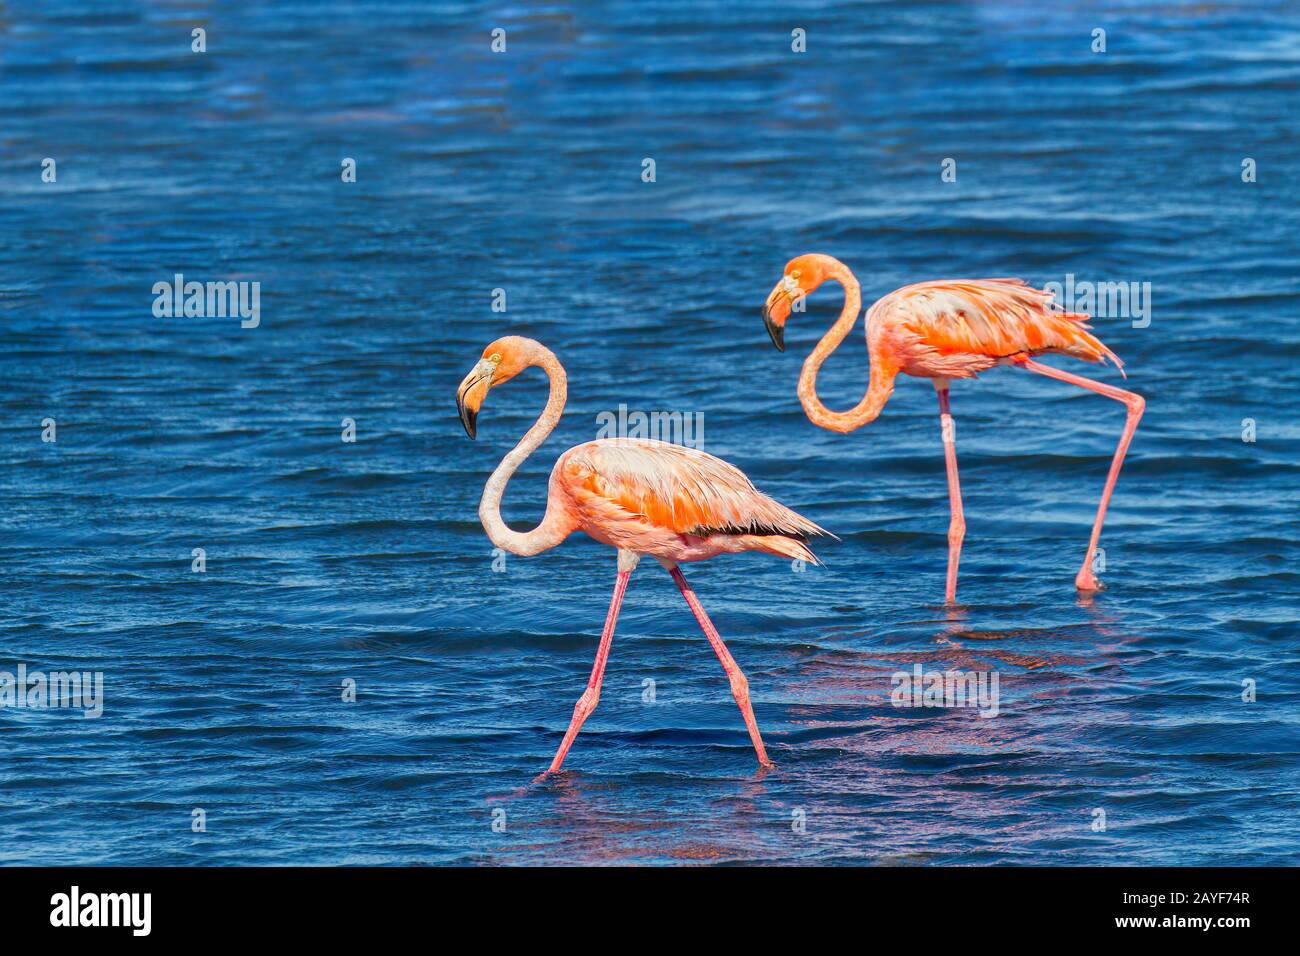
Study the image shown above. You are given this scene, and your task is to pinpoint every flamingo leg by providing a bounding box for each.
[543,565,633,775]
[1018,358,1145,592]
[936,385,965,605]
[667,565,774,769]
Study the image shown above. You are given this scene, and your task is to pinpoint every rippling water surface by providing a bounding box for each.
[1,2,1297,865]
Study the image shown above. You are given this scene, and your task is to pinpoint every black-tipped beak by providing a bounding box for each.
[456,366,490,440]
[762,303,785,352]
[458,398,477,439]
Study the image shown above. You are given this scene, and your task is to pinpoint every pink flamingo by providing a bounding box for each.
[762,253,1144,603]
[456,335,830,774]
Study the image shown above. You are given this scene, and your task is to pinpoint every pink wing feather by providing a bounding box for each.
[557,439,830,562]
[872,279,1125,379]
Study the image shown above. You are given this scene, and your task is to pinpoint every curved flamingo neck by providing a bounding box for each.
[479,346,574,557]
[796,259,897,433]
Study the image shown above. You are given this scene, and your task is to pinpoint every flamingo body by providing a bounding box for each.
[868,278,1123,380]
[556,438,825,565]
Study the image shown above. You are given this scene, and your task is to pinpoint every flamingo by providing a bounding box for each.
[455,335,830,774]
[762,253,1144,603]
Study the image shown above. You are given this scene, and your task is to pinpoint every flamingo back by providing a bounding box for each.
[556,439,829,562]
[873,279,1124,379]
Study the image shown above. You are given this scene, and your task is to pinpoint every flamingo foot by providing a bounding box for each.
[1075,568,1103,592]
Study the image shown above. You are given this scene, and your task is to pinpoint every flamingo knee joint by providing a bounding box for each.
[729,673,750,700]
[574,687,599,717]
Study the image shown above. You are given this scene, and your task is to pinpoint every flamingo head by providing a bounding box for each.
[456,336,534,439]
[762,254,832,352]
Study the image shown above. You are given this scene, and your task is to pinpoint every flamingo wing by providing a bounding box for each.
[875,279,1124,378]
[559,439,829,541]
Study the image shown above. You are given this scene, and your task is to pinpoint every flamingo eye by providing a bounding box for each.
[489,353,502,364]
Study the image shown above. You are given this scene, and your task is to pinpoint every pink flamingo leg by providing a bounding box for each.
[1019,358,1145,592]
[936,385,965,604]
[544,566,632,774]
[668,565,774,769]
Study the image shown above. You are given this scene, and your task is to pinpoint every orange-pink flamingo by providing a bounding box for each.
[762,253,1144,603]
[456,335,830,774]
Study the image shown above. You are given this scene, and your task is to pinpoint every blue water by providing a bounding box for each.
[1,1,1297,865]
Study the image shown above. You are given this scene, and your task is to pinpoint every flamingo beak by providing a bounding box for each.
[762,282,790,352]
[456,362,494,440]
